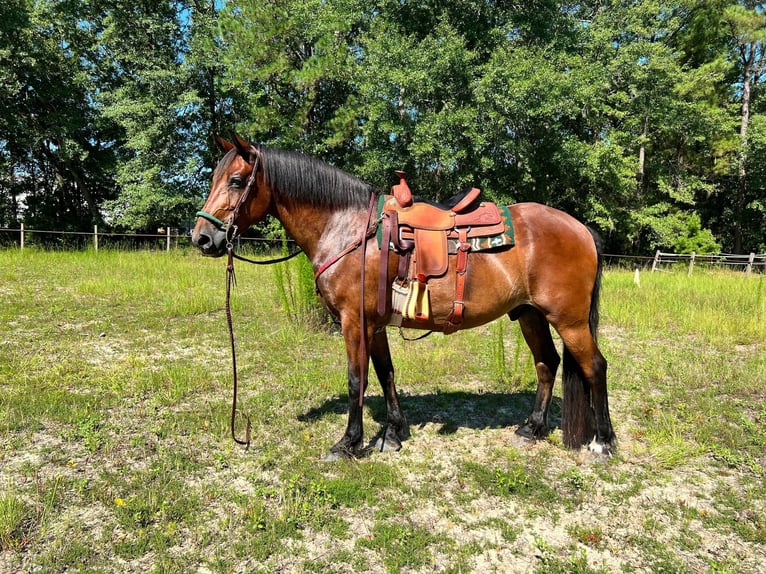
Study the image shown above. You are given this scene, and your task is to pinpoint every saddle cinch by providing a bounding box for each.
[378,171,506,334]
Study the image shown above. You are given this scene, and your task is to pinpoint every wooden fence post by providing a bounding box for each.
[94,225,98,251]
[746,253,755,276]
[166,227,171,252]
[651,250,661,272]
[20,223,24,250]
[688,251,695,276]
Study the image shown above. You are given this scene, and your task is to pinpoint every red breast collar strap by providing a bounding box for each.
[314,194,379,284]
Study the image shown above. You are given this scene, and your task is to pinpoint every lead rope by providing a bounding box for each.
[224,243,304,450]
[226,245,251,449]
[212,151,306,449]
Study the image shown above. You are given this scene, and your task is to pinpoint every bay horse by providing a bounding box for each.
[192,135,616,459]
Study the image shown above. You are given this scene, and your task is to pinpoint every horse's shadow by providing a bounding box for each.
[298,390,562,443]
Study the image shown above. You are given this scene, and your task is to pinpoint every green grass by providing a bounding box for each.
[1,249,765,573]
[0,477,29,551]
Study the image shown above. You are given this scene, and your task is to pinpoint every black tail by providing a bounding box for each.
[561,228,602,448]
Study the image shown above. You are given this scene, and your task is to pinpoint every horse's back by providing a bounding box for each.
[509,202,597,255]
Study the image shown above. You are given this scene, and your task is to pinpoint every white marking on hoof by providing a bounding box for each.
[587,436,609,455]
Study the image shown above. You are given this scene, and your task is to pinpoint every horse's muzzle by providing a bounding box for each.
[191,225,228,257]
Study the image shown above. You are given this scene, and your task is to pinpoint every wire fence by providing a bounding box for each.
[0,225,292,255]
[1,225,764,274]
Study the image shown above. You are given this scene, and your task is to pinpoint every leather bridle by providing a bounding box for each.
[196,150,261,245]
[194,150,301,449]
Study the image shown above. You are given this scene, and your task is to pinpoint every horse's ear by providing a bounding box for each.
[230,133,256,157]
[215,136,234,153]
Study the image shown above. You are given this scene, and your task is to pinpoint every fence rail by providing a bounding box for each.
[650,250,765,275]
[1,226,763,274]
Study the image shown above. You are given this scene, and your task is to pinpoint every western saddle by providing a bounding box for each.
[378,171,506,333]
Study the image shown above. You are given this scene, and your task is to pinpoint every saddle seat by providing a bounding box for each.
[379,171,506,333]
[391,170,481,214]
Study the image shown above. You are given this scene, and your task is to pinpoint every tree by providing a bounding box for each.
[672,0,766,253]
[723,1,766,253]
[214,0,363,159]
[2,0,763,253]
[95,0,211,230]
[0,0,119,231]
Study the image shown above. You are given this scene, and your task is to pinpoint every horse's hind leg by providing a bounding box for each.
[513,308,560,440]
[370,330,409,452]
[557,325,615,454]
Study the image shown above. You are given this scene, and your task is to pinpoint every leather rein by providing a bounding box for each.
[196,153,302,449]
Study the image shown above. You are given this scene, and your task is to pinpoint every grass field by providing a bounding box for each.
[1,250,764,573]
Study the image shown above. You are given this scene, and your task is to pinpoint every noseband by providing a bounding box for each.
[196,152,261,245]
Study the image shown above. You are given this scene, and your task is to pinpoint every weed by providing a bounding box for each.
[628,535,696,573]
[533,546,610,574]
[566,524,605,548]
[272,250,328,327]
[0,478,29,550]
[491,319,507,383]
[65,415,109,453]
[495,465,532,495]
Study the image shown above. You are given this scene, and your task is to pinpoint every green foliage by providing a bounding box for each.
[273,251,328,327]
[533,544,610,574]
[1,0,765,253]
[357,522,443,573]
[638,208,721,253]
[490,319,511,384]
[96,1,209,230]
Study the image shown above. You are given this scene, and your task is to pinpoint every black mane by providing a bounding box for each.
[259,147,373,209]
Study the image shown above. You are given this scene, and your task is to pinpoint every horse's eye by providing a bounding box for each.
[229,176,244,188]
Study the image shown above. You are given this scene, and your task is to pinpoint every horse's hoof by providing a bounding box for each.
[322,450,350,462]
[322,451,342,462]
[515,423,548,441]
[515,424,536,440]
[375,435,402,453]
[322,443,357,462]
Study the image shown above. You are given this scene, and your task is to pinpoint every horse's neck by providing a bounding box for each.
[274,200,368,265]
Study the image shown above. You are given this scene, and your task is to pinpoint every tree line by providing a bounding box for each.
[1,0,764,255]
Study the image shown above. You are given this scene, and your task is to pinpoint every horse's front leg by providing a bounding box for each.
[370,329,409,452]
[325,317,369,461]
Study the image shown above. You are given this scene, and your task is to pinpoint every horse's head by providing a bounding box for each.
[192,135,273,256]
